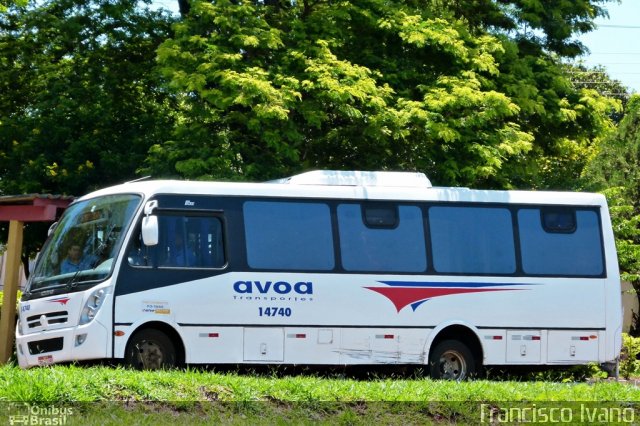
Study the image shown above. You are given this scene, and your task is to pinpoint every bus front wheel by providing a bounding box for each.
[125,329,177,370]
[429,339,476,380]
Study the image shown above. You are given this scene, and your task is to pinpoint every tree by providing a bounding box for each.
[0,0,176,258]
[585,95,640,201]
[493,48,620,190]
[583,95,640,334]
[148,0,534,184]
[566,62,629,123]
[148,0,618,189]
[441,0,613,57]
[0,0,176,196]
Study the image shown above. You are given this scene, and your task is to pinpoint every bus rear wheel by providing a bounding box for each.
[125,329,177,370]
[429,339,476,380]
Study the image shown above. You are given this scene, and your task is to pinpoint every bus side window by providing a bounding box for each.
[243,201,334,271]
[518,208,603,276]
[127,215,225,269]
[429,206,516,274]
[338,204,426,272]
[158,215,225,269]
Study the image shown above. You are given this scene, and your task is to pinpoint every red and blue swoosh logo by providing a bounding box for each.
[365,281,526,312]
[47,297,71,305]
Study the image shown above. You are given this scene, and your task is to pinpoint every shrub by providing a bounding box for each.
[620,333,640,379]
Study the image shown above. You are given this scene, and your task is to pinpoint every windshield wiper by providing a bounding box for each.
[67,269,83,290]
[29,280,66,294]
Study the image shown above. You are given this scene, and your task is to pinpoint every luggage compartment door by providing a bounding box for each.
[243,328,284,362]
[547,330,599,362]
[506,331,542,363]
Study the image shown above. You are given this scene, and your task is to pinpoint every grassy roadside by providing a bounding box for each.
[3,364,639,402]
[1,364,639,425]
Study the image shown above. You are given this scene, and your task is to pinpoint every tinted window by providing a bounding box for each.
[363,204,398,228]
[541,208,576,233]
[243,201,334,270]
[429,206,516,274]
[338,204,427,272]
[153,215,225,268]
[128,214,224,268]
[518,209,603,276]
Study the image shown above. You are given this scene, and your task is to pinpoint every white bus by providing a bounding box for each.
[16,171,622,379]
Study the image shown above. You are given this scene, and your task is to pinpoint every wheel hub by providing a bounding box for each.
[439,349,467,380]
[134,341,164,369]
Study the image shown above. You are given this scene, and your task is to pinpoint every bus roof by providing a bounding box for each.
[80,171,607,207]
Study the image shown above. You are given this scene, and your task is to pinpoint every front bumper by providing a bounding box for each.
[15,320,109,368]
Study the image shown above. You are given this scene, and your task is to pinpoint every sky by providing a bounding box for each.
[150,0,640,94]
[578,0,640,94]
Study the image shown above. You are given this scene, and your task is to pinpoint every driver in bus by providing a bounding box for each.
[60,243,98,273]
[166,232,196,267]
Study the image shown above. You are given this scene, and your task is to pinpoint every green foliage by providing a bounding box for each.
[602,187,640,283]
[0,0,176,196]
[493,46,621,189]
[621,333,640,379]
[383,0,613,58]
[0,0,26,13]
[585,95,640,197]
[583,96,640,281]
[582,95,640,333]
[1,0,620,192]
[147,0,617,188]
[567,62,630,123]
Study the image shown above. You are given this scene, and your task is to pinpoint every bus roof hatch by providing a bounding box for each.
[272,170,432,188]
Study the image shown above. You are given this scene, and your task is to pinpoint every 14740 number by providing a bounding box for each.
[258,307,292,317]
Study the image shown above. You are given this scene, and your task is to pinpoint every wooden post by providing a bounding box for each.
[0,220,24,364]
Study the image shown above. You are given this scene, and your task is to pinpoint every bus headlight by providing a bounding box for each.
[79,288,106,325]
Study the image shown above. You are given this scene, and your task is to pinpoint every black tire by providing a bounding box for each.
[125,329,177,370]
[429,339,476,380]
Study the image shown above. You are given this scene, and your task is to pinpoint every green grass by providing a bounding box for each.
[2,364,639,402]
[0,364,639,424]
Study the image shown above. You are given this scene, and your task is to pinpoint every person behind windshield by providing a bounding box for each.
[60,243,98,274]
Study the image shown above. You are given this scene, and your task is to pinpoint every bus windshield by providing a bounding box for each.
[26,194,141,294]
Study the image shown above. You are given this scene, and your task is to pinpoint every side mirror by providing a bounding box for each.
[141,200,159,246]
[142,215,159,246]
